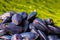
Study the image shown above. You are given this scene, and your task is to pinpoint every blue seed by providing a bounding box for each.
[12,14,22,25]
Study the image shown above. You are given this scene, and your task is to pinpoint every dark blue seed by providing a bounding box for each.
[19,12,28,19]
[29,12,37,18]
[27,12,37,22]
[20,32,38,40]
[33,18,46,25]
[1,11,16,20]
[12,14,22,25]
[5,23,23,34]
[2,17,11,24]
[33,23,46,31]
[45,18,54,25]
[48,25,60,34]
[33,18,49,32]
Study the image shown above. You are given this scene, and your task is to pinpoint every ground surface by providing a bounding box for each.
[0,0,60,26]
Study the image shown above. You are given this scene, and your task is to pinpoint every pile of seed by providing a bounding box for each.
[0,11,60,40]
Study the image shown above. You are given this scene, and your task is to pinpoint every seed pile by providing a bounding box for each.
[0,11,60,40]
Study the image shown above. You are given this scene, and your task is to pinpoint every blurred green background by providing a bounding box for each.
[0,0,60,26]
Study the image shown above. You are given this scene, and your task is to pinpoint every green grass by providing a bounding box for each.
[0,0,60,26]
